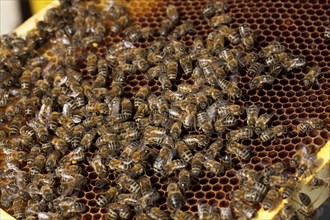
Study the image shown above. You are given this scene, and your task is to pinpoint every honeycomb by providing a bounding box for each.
[0,0,329,219]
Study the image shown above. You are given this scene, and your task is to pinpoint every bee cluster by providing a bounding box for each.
[0,0,329,219]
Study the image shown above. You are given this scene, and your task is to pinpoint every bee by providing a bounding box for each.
[229,188,263,204]
[197,203,213,220]
[179,55,193,75]
[141,26,155,40]
[164,58,178,81]
[58,198,86,214]
[276,203,298,220]
[214,115,237,134]
[198,57,218,87]
[269,61,284,77]
[175,140,193,162]
[303,66,322,87]
[45,150,61,172]
[183,134,209,147]
[108,157,132,172]
[260,125,288,142]
[12,198,26,219]
[117,174,141,194]
[167,183,183,210]
[310,175,330,190]
[282,176,299,199]
[96,187,119,207]
[263,174,288,189]
[247,62,265,77]
[171,21,194,39]
[284,56,306,71]
[20,69,32,94]
[239,24,254,50]
[111,15,130,35]
[108,4,127,19]
[217,77,241,99]
[40,185,55,202]
[204,158,224,174]
[261,189,280,211]
[219,25,241,45]
[325,25,330,39]
[219,207,233,220]
[255,111,275,134]
[219,48,239,73]
[159,71,172,90]
[238,52,259,68]
[86,53,98,74]
[205,138,223,160]
[87,154,108,178]
[250,74,276,90]
[30,154,46,175]
[166,4,179,24]
[153,146,175,173]
[197,111,213,135]
[297,117,324,134]
[298,192,312,208]
[163,159,187,176]
[172,209,196,220]
[264,161,287,176]
[147,207,170,220]
[259,42,286,58]
[169,121,182,140]
[159,19,175,38]
[226,141,250,161]
[227,126,254,141]
[209,14,232,27]
[231,200,257,219]
[189,152,204,178]
[125,25,142,42]
[178,168,190,191]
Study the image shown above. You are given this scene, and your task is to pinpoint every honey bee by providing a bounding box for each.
[179,55,193,76]
[310,175,330,190]
[219,207,233,220]
[260,188,280,211]
[219,25,241,45]
[260,125,288,142]
[197,111,213,135]
[110,15,130,35]
[163,159,187,176]
[284,56,306,71]
[259,42,286,58]
[255,111,275,134]
[9,117,23,136]
[166,4,179,24]
[230,188,263,204]
[217,77,241,99]
[231,200,257,219]
[159,71,172,90]
[40,185,55,202]
[86,53,98,74]
[167,182,183,209]
[282,176,299,199]
[204,158,224,174]
[117,174,141,194]
[303,66,322,87]
[175,140,193,162]
[87,154,108,178]
[108,3,127,20]
[20,69,32,94]
[227,126,254,142]
[198,57,218,87]
[226,141,250,161]
[141,26,155,40]
[172,209,196,220]
[177,168,191,192]
[276,203,298,220]
[262,174,288,189]
[214,115,238,134]
[209,14,232,27]
[250,74,276,90]
[183,134,209,147]
[31,154,46,175]
[125,25,142,42]
[96,187,119,207]
[219,48,239,73]
[147,207,170,220]
[239,24,254,50]
[298,117,324,134]
[171,21,194,39]
[205,138,223,160]
[197,203,212,220]
[45,150,61,172]
[164,58,178,81]
[159,19,175,37]
[153,146,175,173]
[58,197,86,214]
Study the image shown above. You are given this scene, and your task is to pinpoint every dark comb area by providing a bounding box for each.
[0,0,329,219]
